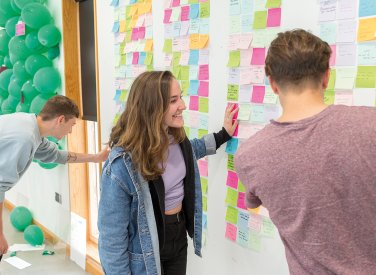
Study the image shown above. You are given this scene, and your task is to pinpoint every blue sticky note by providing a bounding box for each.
[189,4,200,19]
[265,77,270,86]
[225,138,238,154]
[113,90,121,101]
[130,0,137,3]
[202,213,207,228]
[359,0,376,17]
[241,14,253,33]
[112,21,120,33]
[110,0,119,7]
[188,50,199,65]
[188,80,199,95]
[138,52,146,65]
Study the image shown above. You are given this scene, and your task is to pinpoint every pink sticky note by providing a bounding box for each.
[181,6,190,21]
[138,27,146,39]
[132,52,139,64]
[233,123,239,137]
[164,9,172,24]
[251,85,265,103]
[15,21,25,36]
[189,96,199,111]
[198,159,208,177]
[226,171,239,189]
[227,102,239,119]
[267,8,281,27]
[329,45,336,66]
[198,81,209,97]
[251,48,266,65]
[172,0,180,7]
[131,27,139,41]
[225,223,237,241]
[237,192,247,210]
[198,65,209,80]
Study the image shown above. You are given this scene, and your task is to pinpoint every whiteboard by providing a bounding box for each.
[95,1,329,274]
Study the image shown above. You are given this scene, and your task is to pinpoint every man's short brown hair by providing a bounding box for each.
[265,29,332,88]
[39,95,80,121]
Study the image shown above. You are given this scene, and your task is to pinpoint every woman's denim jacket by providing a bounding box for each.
[98,134,216,275]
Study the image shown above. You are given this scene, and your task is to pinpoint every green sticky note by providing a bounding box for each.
[228,50,241,68]
[327,69,336,90]
[355,66,376,88]
[227,154,235,171]
[119,43,125,54]
[173,52,181,67]
[126,6,132,19]
[184,126,190,137]
[145,53,153,66]
[238,181,246,192]
[172,66,181,79]
[198,129,208,139]
[120,54,127,65]
[125,30,132,43]
[227,84,239,101]
[181,80,189,96]
[200,2,210,18]
[125,19,132,31]
[238,103,252,120]
[324,89,335,105]
[201,177,208,194]
[253,11,267,29]
[266,0,281,8]
[163,39,172,53]
[199,97,209,113]
[225,206,239,224]
[202,196,208,212]
[189,0,198,3]
[262,218,275,237]
[225,188,239,207]
[180,66,190,81]
[249,233,262,252]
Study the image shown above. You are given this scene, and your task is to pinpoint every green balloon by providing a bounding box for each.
[10,0,21,14]
[0,69,13,90]
[25,54,51,76]
[38,24,61,48]
[0,30,11,55]
[4,55,12,68]
[13,60,31,81]
[5,16,19,37]
[8,36,31,60]
[33,67,60,94]
[47,46,59,60]
[15,0,46,9]
[21,80,38,103]
[16,101,30,112]
[29,93,54,114]
[25,31,46,53]
[0,88,8,98]
[0,0,18,18]
[1,95,19,113]
[8,76,25,99]
[10,206,33,231]
[21,3,51,29]
[0,55,4,65]
[38,161,58,169]
[24,225,44,246]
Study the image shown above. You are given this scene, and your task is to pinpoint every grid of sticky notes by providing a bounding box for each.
[224,0,282,251]
[162,0,211,244]
[111,0,154,124]
[319,0,376,106]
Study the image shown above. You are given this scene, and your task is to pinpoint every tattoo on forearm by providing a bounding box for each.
[67,152,77,162]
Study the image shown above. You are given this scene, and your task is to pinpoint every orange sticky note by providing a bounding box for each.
[144,39,153,52]
[119,20,126,33]
[130,5,138,16]
[199,34,209,49]
[358,17,376,42]
[190,34,200,49]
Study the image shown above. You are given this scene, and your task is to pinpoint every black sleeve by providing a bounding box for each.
[213,127,232,149]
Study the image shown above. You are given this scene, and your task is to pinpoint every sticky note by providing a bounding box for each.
[226,170,239,189]
[355,66,376,88]
[228,50,241,68]
[267,8,281,27]
[189,95,199,110]
[227,84,239,101]
[199,97,209,113]
[251,85,266,103]
[253,11,267,29]
[225,138,239,155]
[225,223,237,241]
[225,188,239,207]
[198,81,209,96]
[225,206,239,224]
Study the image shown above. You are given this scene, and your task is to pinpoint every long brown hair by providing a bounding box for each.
[109,71,186,181]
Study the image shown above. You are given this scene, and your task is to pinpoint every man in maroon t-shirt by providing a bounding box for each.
[235,29,376,275]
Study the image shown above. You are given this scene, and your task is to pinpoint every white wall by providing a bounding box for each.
[6,0,71,243]
[96,1,320,274]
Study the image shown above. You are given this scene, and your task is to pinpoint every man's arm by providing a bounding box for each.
[66,146,110,163]
[0,203,8,256]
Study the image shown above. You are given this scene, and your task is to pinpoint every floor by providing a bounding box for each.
[0,208,88,275]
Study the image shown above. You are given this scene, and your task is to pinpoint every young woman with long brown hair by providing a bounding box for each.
[98,71,237,275]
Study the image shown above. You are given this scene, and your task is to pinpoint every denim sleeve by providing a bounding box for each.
[98,164,132,275]
[190,134,216,160]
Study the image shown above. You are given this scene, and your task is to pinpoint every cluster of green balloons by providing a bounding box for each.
[0,0,61,116]
[10,206,45,246]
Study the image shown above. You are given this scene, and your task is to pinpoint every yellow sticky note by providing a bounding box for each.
[198,129,208,139]
[145,53,153,66]
[225,206,238,224]
[130,5,138,16]
[200,2,210,18]
[190,34,200,49]
[227,84,239,101]
[357,17,376,42]
[266,0,281,8]
[163,39,172,53]
[228,50,241,68]
[227,154,234,171]
[199,34,209,49]
[201,177,208,194]
[199,97,209,113]
[180,66,190,81]
[225,188,239,207]
[249,206,261,214]
[355,66,376,88]
[202,196,208,212]
[119,20,126,33]
[173,52,182,67]
[144,39,153,52]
